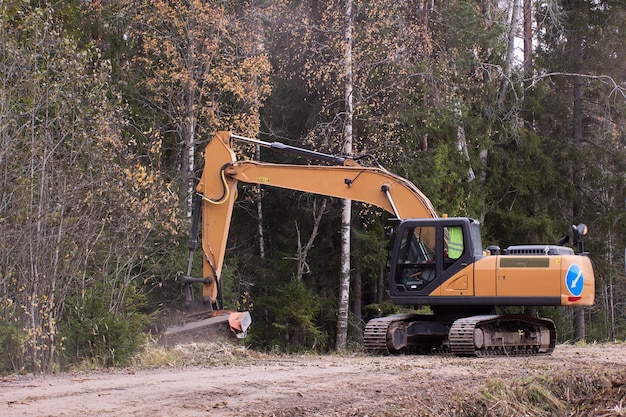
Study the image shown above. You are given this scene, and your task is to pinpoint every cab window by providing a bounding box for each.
[444,226,465,270]
[396,226,437,291]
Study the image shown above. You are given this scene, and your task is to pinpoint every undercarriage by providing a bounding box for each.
[364,312,556,356]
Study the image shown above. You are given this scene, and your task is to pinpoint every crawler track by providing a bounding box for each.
[448,314,556,357]
[363,313,421,354]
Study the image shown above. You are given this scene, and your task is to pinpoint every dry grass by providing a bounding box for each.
[132,339,266,368]
[453,368,626,417]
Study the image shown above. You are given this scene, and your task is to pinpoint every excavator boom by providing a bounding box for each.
[194,131,437,305]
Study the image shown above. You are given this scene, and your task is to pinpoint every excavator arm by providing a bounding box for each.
[193,131,438,306]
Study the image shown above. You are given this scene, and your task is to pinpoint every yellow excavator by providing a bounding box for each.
[162,131,595,356]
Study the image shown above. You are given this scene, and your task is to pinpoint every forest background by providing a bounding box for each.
[0,0,625,373]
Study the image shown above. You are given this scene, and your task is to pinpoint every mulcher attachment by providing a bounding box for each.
[160,310,251,347]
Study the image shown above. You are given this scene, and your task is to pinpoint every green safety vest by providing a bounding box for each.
[448,227,464,259]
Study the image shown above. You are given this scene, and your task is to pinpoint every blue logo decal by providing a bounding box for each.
[565,264,584,297]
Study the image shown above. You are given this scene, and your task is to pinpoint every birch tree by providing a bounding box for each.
[335,0,354,351]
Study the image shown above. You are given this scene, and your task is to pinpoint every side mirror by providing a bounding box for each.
[572,223,589,254]
[385,218,401,241]
[572,223,588,237]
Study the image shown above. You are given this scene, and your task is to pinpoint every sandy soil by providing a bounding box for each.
[1,343,624,417]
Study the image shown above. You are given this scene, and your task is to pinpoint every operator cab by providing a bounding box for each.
[389,218,483,302]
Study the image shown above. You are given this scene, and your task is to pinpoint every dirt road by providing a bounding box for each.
[1,343,624,417]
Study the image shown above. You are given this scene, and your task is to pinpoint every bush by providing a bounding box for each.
[254,278,328,353]
[59,283,150,369]
[0,300,26,374]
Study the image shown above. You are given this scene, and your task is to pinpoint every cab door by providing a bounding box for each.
[390,219,475,298]
[437,224,475,297]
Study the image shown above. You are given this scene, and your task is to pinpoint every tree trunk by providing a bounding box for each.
[607,236,615,339]
[185,107,196,218]
[376,265,384,304]
[337,200,351,350]
[295,199,327,280]
[523,0,532,78]
[497,0,520,108]
[455,105,475,182]
[336,0,354,351]
[184,5,198,219]
[520,0,537,137]
[256,145,266,259]
[351,261,362,328]
[572,27,585,342]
